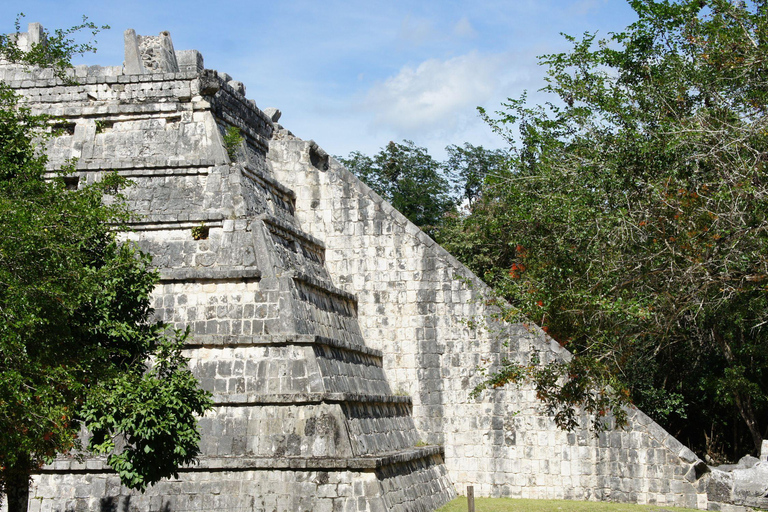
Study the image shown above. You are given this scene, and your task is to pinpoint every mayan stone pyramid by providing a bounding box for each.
[0,25,727,512]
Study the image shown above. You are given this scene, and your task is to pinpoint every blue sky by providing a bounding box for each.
[2,1,638,159]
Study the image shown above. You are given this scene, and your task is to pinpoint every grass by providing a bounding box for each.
[437,497,701,512]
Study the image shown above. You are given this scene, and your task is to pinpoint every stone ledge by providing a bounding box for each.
[38,446,443,473]
[115,167,213,177]
[46,165,214,177]
[193,447,443,470]
[292,271,357,304]
[158,267,261,282]
[186,333,317,347]
[63,158,220,171]
[242,163,296,199]
[210,79,274,147]
[214,78,274,127]
[30,101,187,117]
[185,333,384,358]
[43,158,219,173]
[259,214,323,250]
[217,109,270,152]
[210,392,412,406]
[130,220,225,232]
[241,165,296,202]
[315,335,383,358]
[1,69,200,89]
[129,212,225,226]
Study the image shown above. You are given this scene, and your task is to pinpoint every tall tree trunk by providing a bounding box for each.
[714,330,764,454]
[734,393,764,455]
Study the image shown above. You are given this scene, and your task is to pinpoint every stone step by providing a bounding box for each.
[0,63,198,87]
[209,392,411,406]
[262,216,329,279]
[129,212,225,228]
[342,401,422,455]
[242,167,296,211]
[313,344,392,396]
[291,272,364,346]
[185,340,392,398]
[260,213,324,255]
[195,401,419,459]
[128,217,264,276]
[159,267,261,282]
[210,76,274,151]
[185,333,382,357]
[46,159,218,174]
[30,99,190,117]
[42,446,444,472]
[292,270,355,304]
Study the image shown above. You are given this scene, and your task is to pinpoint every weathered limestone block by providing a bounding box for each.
[123,28,145,74]
[137,30,179,73]
[26,469,389,512]
[264,107,282,122]
[177,49,204,73]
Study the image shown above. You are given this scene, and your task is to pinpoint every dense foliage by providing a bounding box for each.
[444,142,508,209]
[338,140,506,237]
[339,140,457,236]
[441,0,768,460]
[0,19,211,511]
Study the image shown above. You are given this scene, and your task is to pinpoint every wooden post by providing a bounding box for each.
[467,485,475,512]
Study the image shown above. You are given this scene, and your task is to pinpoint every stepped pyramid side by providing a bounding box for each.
[269,128,715,506]
[0,27,455,512]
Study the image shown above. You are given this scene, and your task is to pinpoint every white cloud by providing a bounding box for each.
[362,51,527,135]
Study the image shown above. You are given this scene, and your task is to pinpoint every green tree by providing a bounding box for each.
[444,143,508,209]
[0,19,212,512]
[457,0,768,459]
[339,140,456,236]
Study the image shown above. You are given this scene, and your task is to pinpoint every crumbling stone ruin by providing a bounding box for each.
[2,24,765,512]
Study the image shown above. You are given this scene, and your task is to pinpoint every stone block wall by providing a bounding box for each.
[268,137,713,509]
[27,470,388,512]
